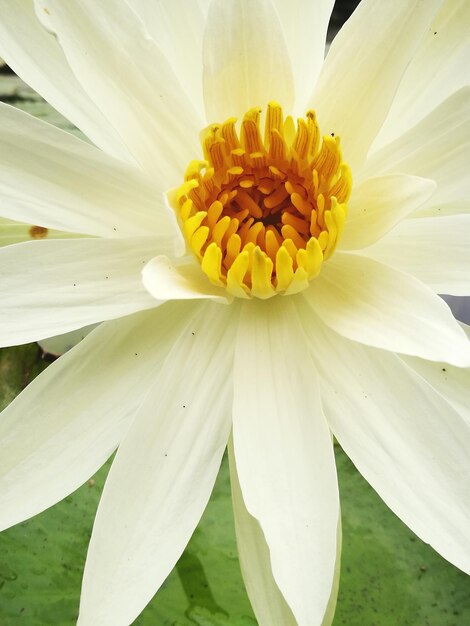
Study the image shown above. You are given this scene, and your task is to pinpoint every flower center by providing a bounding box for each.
[173,102,352,299]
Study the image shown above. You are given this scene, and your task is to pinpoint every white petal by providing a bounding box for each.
[232,298,340,625]
[373,0,470,150]
[0,0,132,160]
[340,174,435,250]
[0,237,164,346]
[196,0,211,16]
[0,103,172,238]
[300,308,470,574]
[304,253,470,366]
[229,434,342,626]
[270,0,334,113]
[321,519,342,626]
[310,0,442,170]
[360,215,470,296]
[0,304,190,530]
[363,88,470,210]
[142,255,230,304]
[36,0,203,183]
[203,0,294,121]
[127,0,206,118]
[78,301,237,626]
[0,217,33,248]
[0,216,74,247]
[402,350,470,427]
[415,199,470,219]
[37,324,96,357]
[228,436,297,626]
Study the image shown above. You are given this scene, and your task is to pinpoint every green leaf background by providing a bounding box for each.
[0,72,469,626]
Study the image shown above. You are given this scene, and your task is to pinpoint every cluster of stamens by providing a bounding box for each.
[172,102,352,298]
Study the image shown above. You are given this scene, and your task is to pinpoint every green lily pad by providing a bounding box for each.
[334,451,470,626]
[0,344,48,411]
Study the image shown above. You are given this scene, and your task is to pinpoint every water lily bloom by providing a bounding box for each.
[0,0,469,624]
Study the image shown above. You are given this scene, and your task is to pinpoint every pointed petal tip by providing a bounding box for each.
[142,255,231,304]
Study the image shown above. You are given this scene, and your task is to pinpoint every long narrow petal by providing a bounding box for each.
[270,0,334,113]
[36,0,203,183]
[401,323,470,425]
[300,307,470,574]
[0,0,131,161]
[0,303,192,530]
[0,237,165,346]
[360,215,470,296]
[310,0,443,170]
[410,199,470,219]
[303,253,470,366]
[203,0,294,121]
[362,88,470,209]
[78,301,237,626]
[232,297,340,626]
[142,256,230,304]
[340,174,435,250]
[373,0,470,149]
[228,436,297,626]
[127,0,206,118]
[229,435,342,626]
[37,324,96,357]
[196,0,211,16]
[0,103,171,238]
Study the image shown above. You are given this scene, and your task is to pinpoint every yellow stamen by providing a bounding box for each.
[171,104,352,298]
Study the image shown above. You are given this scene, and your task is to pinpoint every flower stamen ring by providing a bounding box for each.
[172,102,352,299]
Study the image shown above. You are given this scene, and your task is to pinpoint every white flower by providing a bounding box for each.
[0,0,469,625]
